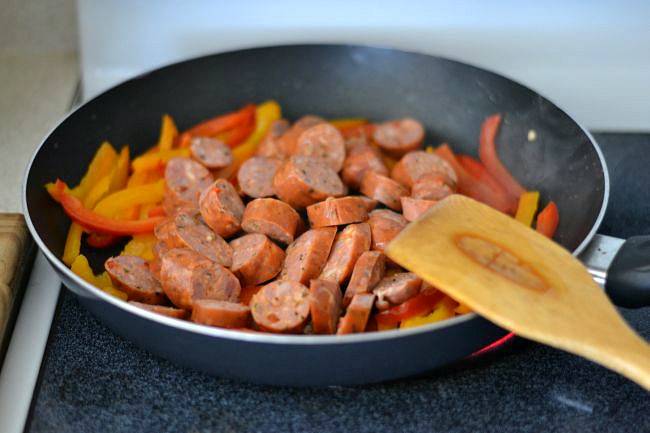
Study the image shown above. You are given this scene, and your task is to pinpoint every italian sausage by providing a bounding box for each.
[199,178,245,238]
[277,115,325,156]
[319,222,371,285]
[190,137,233,169]
[237,156,282,198]
[373,272,422,310]
[400,197,437,222]
[309,279,342,335]
[295,123,346,172]
[367,209,408,253]
[391,150,457,188]
[279,227,337,284]
[105,255,166,304]
[411,173,455,200]
[164,157,214,214]
[256,119,290,159]
[336,293,376,335]
[191,299,251,328]
[128,301,188,320]
[341,145,388,189]
[342,251,386,307]
[372,118,425,157]
[174,212,233,266]
[250,280,311,333]
[230,233,285,287]
[273,155,346,209]
[241,198,301,244]
[306,196,369,228]
[360,171,409,211]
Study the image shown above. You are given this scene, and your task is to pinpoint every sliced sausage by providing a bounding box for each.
[306,196,369,228]
[342,251,386,307]
[191,300,251,328]
[239,285,263,306]
[250,280,310,333]
[341,145,388,189]
[358,195,378,212]
[164,157,214,214]
[160,248,240,310]
[105,255,166,304]
[190,137,233,169]
[373,272,422,310]
[360,171,409,211]
[154,217,178,247]
[367,209,408,253]
[372,118,425,157]
[309,279,342,335]
[344,134,370,155]
[241,198,301,244]
[256,119,290,159]
[401,197,437,222]
[277,115,325,156]
[273,155,346,209]
[174,212,232,266]
[279,227,337,284]
[199,178,245,238]
[295,123,346,172]
[237,156,282,198]
[319,223,371,285]
[411,173,455,200]
[230,233,285,287]
[337,293,376,335]
[129,301,188,320]
[391,150,457,188]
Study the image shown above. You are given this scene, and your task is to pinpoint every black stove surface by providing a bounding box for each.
[25,133,650,433]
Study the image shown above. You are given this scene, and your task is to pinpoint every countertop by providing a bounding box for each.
[22,134,650,432]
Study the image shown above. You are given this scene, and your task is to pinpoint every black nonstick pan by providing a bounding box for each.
[22,44,649,386]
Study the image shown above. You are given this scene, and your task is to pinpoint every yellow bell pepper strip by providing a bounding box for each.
[62,224,84,265]
[70,254,98,285]
[229,100,282,173]
[157,114,178,151]
[515,191,540,227]
[109,146,130,193]
[425,145,435,154]
[131,148,191,172]
[329,117,368,129]
[121,233,157,261]
[96,271,113,288]
[102,285,128,301]
[69,141,117,198]
[93,180,165,217]
[45,181,71,203]
[119,167,163,220]
[374,290,444,328]
[54,180,164,235]
[400,296,457,328]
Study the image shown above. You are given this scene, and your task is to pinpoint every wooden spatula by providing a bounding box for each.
[385,194,650,390]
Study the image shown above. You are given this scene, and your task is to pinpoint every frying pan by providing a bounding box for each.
[22,44,649,386]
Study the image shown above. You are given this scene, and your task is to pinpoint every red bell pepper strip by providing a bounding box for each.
[224,108,256,148]
[185,103,256,138]
[86,233,121,248]
[175,132,192,149]
[478,114,526,204]
[54,180,164,236]
[536,201,559,238]
[458,154,516,213]
[146,205,166,218]
[374,290,444,327]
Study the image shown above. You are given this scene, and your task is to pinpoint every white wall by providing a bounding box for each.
[78,0,650,130]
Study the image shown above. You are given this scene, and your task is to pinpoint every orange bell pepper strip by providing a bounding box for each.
[175,132,192,149]
[536,201,559,238]
[478,114,526,204]
[157,114,178,151]
[54,180,163,235]
[93,180,165,217]
[224,112,256,148]
[400,296,457,328]
[458,154,514,213]
[131,148,191,172]
[514,191,540,227]
[185,103,256,138]
[146,205,166,217]
[69,141,118,198]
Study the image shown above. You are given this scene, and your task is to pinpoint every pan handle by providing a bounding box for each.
[580,234,650,308]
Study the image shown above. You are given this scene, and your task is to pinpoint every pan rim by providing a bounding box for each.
[21,42,609,346]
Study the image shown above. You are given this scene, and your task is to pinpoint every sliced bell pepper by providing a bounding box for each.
[93,180,165,217]
[70,141,117,198]
[515,191,540,227]
[400,296,457,328]
[146,205,166,218]
[329,117,368,129]
[157,114,178,151]
[54,180,164,235]
[95,271,113,288]
[62,223,84,265]
[70,254,98,285]
[536,201,559,238]
[454,302,473,314]
[120,167,163,220]
[121,233,157,261]
[374,290,444,327]
[86,232,121,248]
[102,285,128,301]
[478,114,526,203]
[131,148,191,172]
[224,107,256,148]
[109,146,130,193]
[175,132,192,149]
[186,103,256,138]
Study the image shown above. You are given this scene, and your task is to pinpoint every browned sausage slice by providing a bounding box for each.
[129,301,188,319]
[372,118,425,157]
[241,198,301,244]
[256,119,290,159]
[337,293,376,335]
[411,173,455,200]
[360,171,409,211]
[190,137,233,169]
[358,195,378,212]
[237,156,282,199]
[199,178,245,238]
[309,279,342,334]
[279,227,337,284]
[341,145,388,189]
[342,251,386,307]
[160,248,241,310]
[164,157,214,214]
[277,115,325,156]
[391,150,457,188]
[105,255,166,304]
[401,197,437,222]
[250,280,310,333]
[174,212,232,266]
[154,217,178,247]
[367,209,408,253]
[319,222,371,285]
[230,233,285,287]
[306,196,369,228]
[373,272,422,310]
[295,123,346,172]
[191,300,251,328]
[273,155,346,209]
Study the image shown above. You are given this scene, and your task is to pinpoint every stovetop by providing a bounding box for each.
[23,133,650,432]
